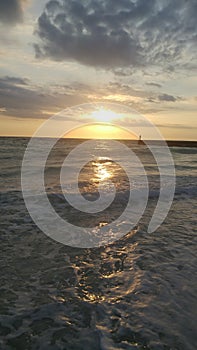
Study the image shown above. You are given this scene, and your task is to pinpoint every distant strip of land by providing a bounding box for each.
[167,141,197,147]
[141,140,197,147]
[0,137,197,147]
[121,139,197,147]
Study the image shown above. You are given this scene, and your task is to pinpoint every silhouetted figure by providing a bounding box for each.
[138,134,143,145]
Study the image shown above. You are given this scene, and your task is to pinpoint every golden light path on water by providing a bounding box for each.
[80,158,114,195]
[93,158,113,182]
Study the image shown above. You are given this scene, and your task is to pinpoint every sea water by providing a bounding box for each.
[0,137,196,350]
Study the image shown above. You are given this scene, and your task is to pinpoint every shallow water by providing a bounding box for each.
[0,137,196,349]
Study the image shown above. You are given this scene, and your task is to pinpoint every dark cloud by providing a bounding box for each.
[106,81,149,99]
[34,0,197,70]
[158,94,177,102]
[146,97,157,103]
[0,76,29,85]
[34,0,146,68]
[0,0,24,25]
[0,76,88,119]
[146,82,162,89]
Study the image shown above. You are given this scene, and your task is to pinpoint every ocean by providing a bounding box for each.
[0,137,196,350]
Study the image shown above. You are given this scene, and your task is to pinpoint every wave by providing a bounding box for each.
[44,186,197,205]
[1,183,197,205]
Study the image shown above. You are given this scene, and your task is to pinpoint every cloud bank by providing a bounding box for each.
[0,76,89,119]
[34,0,197,70]
[0,76,186,120]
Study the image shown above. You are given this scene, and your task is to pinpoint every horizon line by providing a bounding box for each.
[0,135,197,143]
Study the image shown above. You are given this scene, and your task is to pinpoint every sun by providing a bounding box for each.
[65,124,136,139]
[91,108,120,123]
[65,107,137,139]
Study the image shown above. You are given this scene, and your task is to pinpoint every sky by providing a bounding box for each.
[0,0,196,140]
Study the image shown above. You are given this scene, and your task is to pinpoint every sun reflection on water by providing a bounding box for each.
[78,157,115,197]
[93,157,113,183]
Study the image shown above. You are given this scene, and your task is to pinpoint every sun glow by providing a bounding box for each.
[66,124,135,139]
[65,107,137,139]
[91,108,120,123]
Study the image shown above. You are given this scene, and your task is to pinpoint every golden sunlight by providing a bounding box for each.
[91,108,120,123]
[65,124,136,139]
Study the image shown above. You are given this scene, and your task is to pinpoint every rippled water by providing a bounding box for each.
[0,137,196,350]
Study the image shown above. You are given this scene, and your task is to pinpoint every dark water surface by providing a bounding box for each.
[0,137,196,350]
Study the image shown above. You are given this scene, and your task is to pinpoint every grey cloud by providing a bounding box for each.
[158,94,177,102]
[34,0,147,68]
[106,82,148,98]
[146,82,162,89]
[0,76,190,121]
[146,97,157,103]
[156,123,195,130]
[0,0,24,25]
[0,76,88,119]
[34,0,197,71]
[114,69,133,77]
[0,76,29,85]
